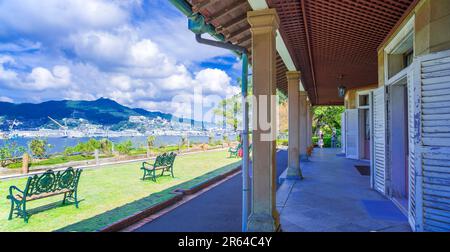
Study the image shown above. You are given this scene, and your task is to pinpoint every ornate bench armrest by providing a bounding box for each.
[142,161,155,169]
[7,186,24,200]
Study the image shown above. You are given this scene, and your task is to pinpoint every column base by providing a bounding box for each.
[286,166,303,180]
[247,212,280,232]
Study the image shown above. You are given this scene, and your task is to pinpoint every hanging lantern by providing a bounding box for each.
[338,85,346,98]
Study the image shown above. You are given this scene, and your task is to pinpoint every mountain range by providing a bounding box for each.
[0,98,185,130]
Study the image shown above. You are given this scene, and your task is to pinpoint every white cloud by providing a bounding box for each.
[0,0,240,120]
[0,0,131,37]
[25,65,71,90]
[138,16,231,63]
[0,96,13,103]
[0,56,18,82]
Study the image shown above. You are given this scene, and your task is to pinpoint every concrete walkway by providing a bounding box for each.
[278,148,411,232]
[133,149,287,232]
[132,148,411,232]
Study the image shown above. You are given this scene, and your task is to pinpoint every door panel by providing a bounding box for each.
[373,87,387,195]
[345,109,359,159]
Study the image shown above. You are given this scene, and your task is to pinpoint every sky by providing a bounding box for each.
[0,0,243,120]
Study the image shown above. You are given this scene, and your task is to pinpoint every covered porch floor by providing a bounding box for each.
[279,148,411,232]
[132,148,411,232]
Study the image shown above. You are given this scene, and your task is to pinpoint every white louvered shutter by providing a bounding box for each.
[414,51,450,232]
[345,109,359,159]
[407,69,417,230]
[373,87,387,195]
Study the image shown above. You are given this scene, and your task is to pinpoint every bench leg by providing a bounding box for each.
[8,200,14,220]
[74,191,79,208]
[63,192,67,205]
[142,169,147,180]
[22,203,28,223]
[152,170,156,182]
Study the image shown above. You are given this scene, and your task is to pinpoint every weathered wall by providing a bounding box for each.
[344,84,378,109]
[378,0,450,87]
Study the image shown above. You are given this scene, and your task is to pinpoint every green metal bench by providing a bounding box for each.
[228,143,242,158]
[141,152,177,181]
[7,167,82,223]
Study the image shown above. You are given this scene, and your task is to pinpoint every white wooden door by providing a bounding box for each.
[345,109,359,159]
[413,50,450,232]
[373,87,387,195]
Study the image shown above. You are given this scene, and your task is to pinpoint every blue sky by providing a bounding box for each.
[0,0,241,119]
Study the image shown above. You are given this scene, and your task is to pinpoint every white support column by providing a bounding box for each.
[299,91,308,161]
[306,99,312,147]
[247,8,280,232]
[286,71,302,178]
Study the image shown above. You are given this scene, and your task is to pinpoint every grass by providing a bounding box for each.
[0,150,240,232]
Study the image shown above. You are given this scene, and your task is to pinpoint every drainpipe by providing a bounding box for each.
[240,53,250,233]
[194,34,250,233]
[168,0,251,232]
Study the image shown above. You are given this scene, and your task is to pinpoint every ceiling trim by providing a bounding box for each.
[247,0,305,92]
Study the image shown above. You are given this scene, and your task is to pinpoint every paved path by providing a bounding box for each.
[134,148,411,232]
[134,149,287,232]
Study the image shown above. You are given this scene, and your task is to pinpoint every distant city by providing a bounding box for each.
[0,98,235,140]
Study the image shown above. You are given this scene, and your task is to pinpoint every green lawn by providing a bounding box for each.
[0,150,240,232]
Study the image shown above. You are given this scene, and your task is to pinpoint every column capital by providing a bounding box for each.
[286,71,301,81]
[247,8,280,34]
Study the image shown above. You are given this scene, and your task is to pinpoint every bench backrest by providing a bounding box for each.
[165,152,176,167]
[24,167,82,197]
[154,152,176,168]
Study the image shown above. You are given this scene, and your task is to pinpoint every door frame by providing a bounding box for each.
[357,90,373,161]
[386,76,409,215]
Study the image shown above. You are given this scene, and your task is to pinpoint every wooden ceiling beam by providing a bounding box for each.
[207,1,248,23]
[192,0,218,13]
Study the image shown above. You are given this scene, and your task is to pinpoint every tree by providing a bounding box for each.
[213,95,241,131]
[213,76,288,131]
[180,135,188,147]
[147,135,156,149]
[99,139,112,155]
[29,138,49,158]
[0,140,26,167]
[312,106,345,136]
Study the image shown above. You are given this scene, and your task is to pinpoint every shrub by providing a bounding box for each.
[63,146,76,157]
[116,140,133,155]
[312,135,332,148]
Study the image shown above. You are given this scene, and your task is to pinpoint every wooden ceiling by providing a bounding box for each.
[188,0,416,105]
